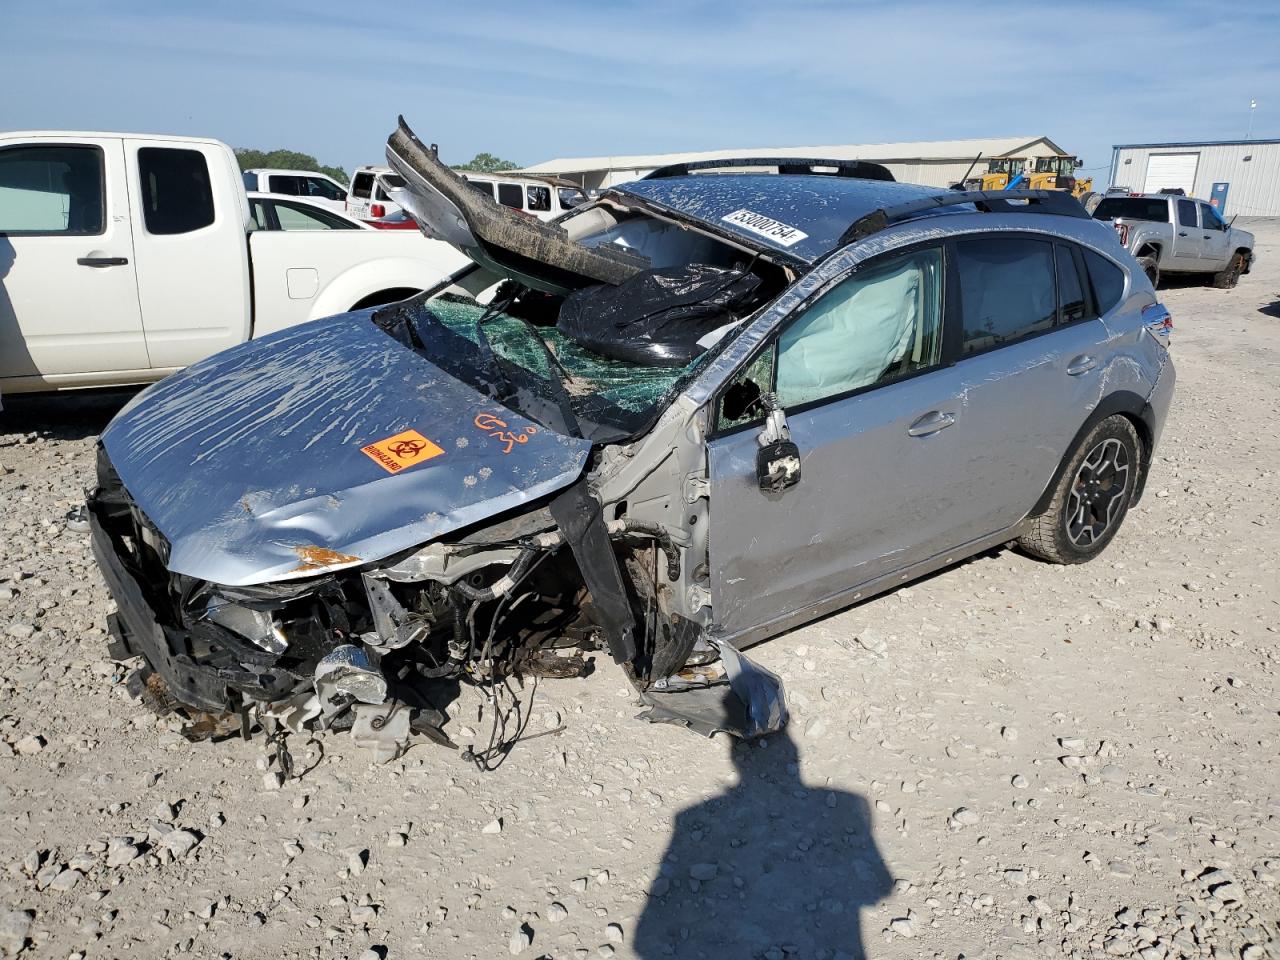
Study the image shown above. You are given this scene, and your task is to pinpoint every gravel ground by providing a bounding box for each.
[1,222,1278,960]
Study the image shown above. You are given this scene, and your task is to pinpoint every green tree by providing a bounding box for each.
[453,152,519,173]
[235,147,348,185]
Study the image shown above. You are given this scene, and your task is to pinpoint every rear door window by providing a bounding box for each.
[1056,243,1088,325]
[0,144,104,235]
[1176,199,1198,228]
[138,147,214,235]
[954,236,1056,354]
[497,183,524,209]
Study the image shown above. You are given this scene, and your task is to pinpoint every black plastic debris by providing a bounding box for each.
[557,264,762,367]
[637,639,788,739]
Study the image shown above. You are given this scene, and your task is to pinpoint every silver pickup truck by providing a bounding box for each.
[1091,192,1254,288]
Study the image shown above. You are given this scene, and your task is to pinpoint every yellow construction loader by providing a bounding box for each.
[959,156,1094,199]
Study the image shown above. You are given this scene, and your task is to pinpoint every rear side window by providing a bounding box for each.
[497,183,524,209]
[138,147,214,235]
[526,184,551,212]
[1082,249,1126,313]
[1176,199,1197,227]
[467,180,495,200]
[242,171,257,191]
[955,236,1055,354]
[351,173,374,199]
[0,144,104,235]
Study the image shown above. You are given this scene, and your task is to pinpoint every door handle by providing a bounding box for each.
[77,256,129,267]
[1066,354,1097,376]
[1177,231,1188,237]
[907,411,955,437]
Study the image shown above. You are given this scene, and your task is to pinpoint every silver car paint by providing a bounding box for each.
[100,313,591,586]
[593,211,1170,640]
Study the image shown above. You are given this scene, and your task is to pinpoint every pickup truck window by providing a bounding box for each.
[0,145,104,236]
[1176,199,1197,228]
[303,176,345,202]
[1200,203,1225,230]
[139,147,215,235]
[351,173,374,199]
[241,171,257,191]
[267,175,301,195]
[956,236,1055,354]
[1092,197,1168,223]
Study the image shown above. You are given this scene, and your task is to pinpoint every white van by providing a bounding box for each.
[346,165,407,222]
[461,174,585,221]
[240,169,348,211]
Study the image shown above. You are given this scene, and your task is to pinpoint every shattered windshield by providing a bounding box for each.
[372,289,702,443]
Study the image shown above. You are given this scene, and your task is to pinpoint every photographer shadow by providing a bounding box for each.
[634,730,892,959]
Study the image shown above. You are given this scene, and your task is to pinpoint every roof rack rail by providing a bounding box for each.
[841,189,1089,244]
[643,156,895,182]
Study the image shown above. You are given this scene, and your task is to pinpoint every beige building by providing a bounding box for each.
[519,136,1070,190]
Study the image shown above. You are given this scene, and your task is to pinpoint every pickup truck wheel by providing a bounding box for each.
[1017,415,1141,565]
[1211,252,1245,290]
[1137,255,1160,288]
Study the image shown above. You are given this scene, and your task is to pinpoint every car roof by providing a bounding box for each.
[611,174,971,263]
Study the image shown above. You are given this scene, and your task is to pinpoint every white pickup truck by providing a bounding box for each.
[0,131,468,394]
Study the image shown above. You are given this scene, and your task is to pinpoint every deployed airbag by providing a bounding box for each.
[557,264,762,367]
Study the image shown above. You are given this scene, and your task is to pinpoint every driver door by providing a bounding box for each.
[706,245,966,639]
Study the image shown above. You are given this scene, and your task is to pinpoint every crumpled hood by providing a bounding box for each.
[101,311,591,586]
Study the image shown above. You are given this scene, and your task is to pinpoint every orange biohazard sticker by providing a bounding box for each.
[360,429,444,474]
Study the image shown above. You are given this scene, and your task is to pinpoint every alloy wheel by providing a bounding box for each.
[1065,438,1130,546]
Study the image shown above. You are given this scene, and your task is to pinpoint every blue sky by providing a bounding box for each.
[2,0,1277,183]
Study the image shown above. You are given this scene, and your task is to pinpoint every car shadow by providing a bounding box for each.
[0,386,140,441]
[1259,299,1280,319]
[633,729,892,959]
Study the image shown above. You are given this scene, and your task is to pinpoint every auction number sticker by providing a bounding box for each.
[474,412,537,454]
[360,429,445,474]
[721,209,809,248]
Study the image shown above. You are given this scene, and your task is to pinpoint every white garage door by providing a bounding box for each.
[1143,153,1199,194]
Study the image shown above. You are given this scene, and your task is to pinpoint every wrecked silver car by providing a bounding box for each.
[88,119,1174,762]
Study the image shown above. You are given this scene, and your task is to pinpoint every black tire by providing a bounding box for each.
[1017,415,1141,564]
[1137,255,1160,289]
[1211,251,1245,289]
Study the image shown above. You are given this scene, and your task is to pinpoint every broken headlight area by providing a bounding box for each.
[89,460,784,768]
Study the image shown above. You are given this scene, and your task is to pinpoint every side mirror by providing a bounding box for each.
[755,403,801,492]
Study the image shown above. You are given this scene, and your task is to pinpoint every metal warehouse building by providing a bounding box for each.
[1110,139,1280,217]
[521,135,1071,190]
